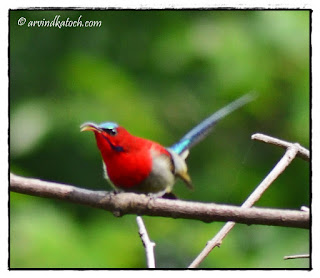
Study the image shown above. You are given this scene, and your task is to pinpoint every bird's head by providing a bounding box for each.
[80,122,130,153]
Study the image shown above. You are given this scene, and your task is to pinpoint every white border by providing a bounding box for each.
[2,1,318,277]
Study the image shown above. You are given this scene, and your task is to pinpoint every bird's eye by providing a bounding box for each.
[109,128,117,136]
[102,128,117,136]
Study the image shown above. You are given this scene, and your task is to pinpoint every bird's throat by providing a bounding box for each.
[101,133,124,152]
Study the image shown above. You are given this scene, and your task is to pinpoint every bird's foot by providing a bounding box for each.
[146,189,177,200]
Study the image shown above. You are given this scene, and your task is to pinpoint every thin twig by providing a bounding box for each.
[188,138,307,268]
[136,216,156,268]
[284,254,309,260]
[252,133,310,161]
[10,173,309,228]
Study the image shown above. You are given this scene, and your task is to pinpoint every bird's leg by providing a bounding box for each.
[147,189,168,200]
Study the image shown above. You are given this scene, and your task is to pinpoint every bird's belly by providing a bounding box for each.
[104,152,175,194]
[138,155,175,194]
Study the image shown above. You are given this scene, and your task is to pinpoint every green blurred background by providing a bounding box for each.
[9,10,310,268]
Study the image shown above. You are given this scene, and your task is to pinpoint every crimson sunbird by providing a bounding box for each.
[81,93,255,197]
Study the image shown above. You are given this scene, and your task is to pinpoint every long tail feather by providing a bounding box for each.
[170,92,257,155]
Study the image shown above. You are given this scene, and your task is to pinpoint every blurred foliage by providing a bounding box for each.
[9,10,310,268]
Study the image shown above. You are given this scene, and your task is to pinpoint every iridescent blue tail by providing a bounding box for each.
[170,93,256,155]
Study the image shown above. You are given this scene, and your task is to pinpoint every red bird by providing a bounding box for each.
[81,94,254,197]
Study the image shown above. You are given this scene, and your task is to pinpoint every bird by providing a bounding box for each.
[80,93,255,197]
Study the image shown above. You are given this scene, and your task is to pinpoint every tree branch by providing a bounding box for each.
[188,135,309,268]
[136,216,156,268]
[251,133,309,161]
[10,173,309,229]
